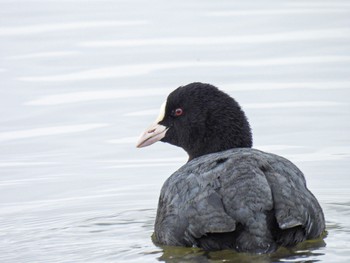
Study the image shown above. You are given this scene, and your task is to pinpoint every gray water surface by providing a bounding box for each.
[1,0,350,262]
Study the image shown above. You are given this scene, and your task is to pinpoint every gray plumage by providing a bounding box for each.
[154,148,325,253]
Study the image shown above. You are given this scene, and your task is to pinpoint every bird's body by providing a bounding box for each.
[136,82,325,253]
[154,148,324,253]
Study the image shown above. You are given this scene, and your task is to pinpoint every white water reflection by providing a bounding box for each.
[0,124,109,142]
[99,157,187,169]
[124,109,160,117]
[257,145,350,162]
[287,2,350,8]
[256,145,304,151]
[80,29,350,47]
[24,81,350,106]
[0,20,148,36]
[20,56,350,82]
[104,163,184,169]
[0,175,62,187]
[25,89,166,105]
[0,162,58,168]
[8,51,80,60]
[99,157,186,164]
[245,101,345,109]
[107,137,139,144]
[222,82,350,91]
[282,147,350,162]
[205,8,350,17]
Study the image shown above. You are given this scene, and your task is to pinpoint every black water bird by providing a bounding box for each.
[136,82,325,253]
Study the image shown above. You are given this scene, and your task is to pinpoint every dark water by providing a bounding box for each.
[1,0,350,262]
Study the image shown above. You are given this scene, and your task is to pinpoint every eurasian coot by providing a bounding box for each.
[136,82,325,253]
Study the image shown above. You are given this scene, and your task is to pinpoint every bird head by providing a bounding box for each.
[136,82,252,160]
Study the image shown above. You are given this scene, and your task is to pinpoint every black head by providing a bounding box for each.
[137,82,252,161]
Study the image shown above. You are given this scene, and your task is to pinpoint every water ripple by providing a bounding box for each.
[19,56,350,82]
[0,161,58,168]
[221,81,350,91]
[0,123,109,142]
[287,2,350,8]
[8,51,80,60]
[283,147,350,162]
[205,8,350,17]
[80,29,350,47]
[0,20,149,36]
[25,89,166,105]
[98,157,186,169]
[0,175,61,187]
[107,137,139,144]
[245,101,346,109]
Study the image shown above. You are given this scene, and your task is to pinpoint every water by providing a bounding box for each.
[1,0,350,262]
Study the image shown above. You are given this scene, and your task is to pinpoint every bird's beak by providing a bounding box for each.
[136,101,168,148]
[136,123,168,148]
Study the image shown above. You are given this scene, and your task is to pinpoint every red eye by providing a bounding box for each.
[174,108,183,116]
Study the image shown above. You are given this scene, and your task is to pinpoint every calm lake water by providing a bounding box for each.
[1,0,350,262]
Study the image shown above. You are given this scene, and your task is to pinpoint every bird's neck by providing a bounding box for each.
[186,133,253,161]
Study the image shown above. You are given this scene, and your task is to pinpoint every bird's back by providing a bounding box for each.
[153,148,325,253]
